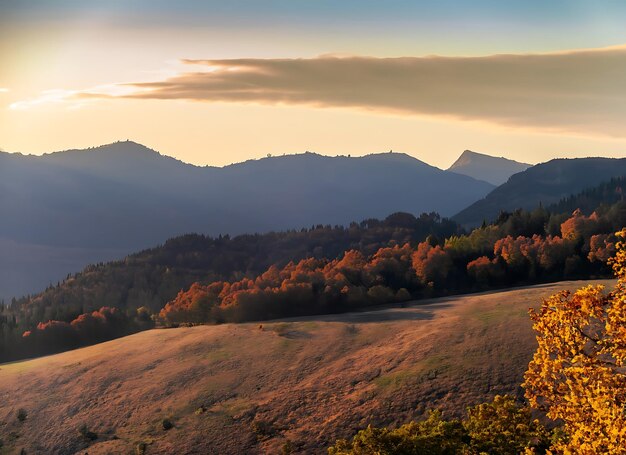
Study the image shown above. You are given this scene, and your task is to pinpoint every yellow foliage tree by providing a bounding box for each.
[523,229,626,453]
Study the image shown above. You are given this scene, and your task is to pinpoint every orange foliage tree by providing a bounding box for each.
[523,229,626,453]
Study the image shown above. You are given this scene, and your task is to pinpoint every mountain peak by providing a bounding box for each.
[451,150,529,167]
[448,150,531,186]
[455,149,485,164]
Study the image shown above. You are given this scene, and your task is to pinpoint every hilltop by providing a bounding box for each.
[447,150,531,186]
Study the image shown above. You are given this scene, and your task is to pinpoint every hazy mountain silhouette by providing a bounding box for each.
[0,141,494,300]
[453,157,626,227]
[447,150,531,186]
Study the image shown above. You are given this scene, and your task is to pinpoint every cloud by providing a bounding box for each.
[9,89,84,110]
[15,46,626,137]
[0,88,8,93]
[8,84,142,110]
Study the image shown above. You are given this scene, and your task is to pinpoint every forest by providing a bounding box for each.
[1,178,626,361]
[158,203,621,325]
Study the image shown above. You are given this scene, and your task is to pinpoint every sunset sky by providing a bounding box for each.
[2,1,626,168]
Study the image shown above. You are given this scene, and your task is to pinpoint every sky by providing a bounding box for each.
[2,0,626,168]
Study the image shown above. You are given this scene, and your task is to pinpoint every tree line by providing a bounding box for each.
[158,204,620,325]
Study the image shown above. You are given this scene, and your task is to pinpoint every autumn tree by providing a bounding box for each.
[328,396,551,455]
[467,256,504,289]
[464,395,551,455]
[523,229,626,453]
[588,233,616,264]
[412,243,452,289]
[328,411,469,455]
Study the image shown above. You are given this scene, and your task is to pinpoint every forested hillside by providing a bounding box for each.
[158,203,621,325]
[1,212,459,360]
[547,175,626,215]
[454,157,626,227]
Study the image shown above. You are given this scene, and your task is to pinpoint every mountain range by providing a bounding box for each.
[0,141,494,300]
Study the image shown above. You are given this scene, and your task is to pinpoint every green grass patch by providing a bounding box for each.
[374,369,417,389]
[374,354,454,390]
[299,321,319,331]
[202,349,230,362]
[212,397,254,418]
[268,322,292,336]
[464,303,524,326]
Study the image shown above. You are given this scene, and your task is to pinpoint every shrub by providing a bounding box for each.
[135,441,148,455]
[161,418,173,431]
[78,424,97,441]
[252,419,275,439]
[329,411,468,455]
[328,397,551,454]
[281,439,295,454]
[464,395,551,454]
[16,408,27,422]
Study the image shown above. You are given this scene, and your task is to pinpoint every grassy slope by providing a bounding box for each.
[0,280,614,455]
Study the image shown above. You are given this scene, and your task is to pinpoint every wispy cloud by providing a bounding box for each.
[11,46,626,137]
[8,84,142,110]
[0,88,9,93]
[9,89,84,110]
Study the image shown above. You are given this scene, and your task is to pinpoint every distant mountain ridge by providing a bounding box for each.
[447,150,531,185]
[0,141,494,300]
[453,157,626,227]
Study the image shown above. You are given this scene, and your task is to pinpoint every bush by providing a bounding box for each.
[281,439,295,454]
[16,408,27,422]
[465,395,551,454]
[252,419,275,439]
[78,424,97,441]
[135,441,148,455]
[161,418,173,431]
[329,411,468,455]
[328,396,552,455]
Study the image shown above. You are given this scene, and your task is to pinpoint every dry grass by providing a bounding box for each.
[0,280,613,454]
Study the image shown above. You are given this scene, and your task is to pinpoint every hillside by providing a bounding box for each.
[447,150,531,186]
[7,192,623,363]
[0,142,494,301]
[0,280,612,454]
[1,212,464,361]
[453,157,626,227]
[547,176,626,215]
